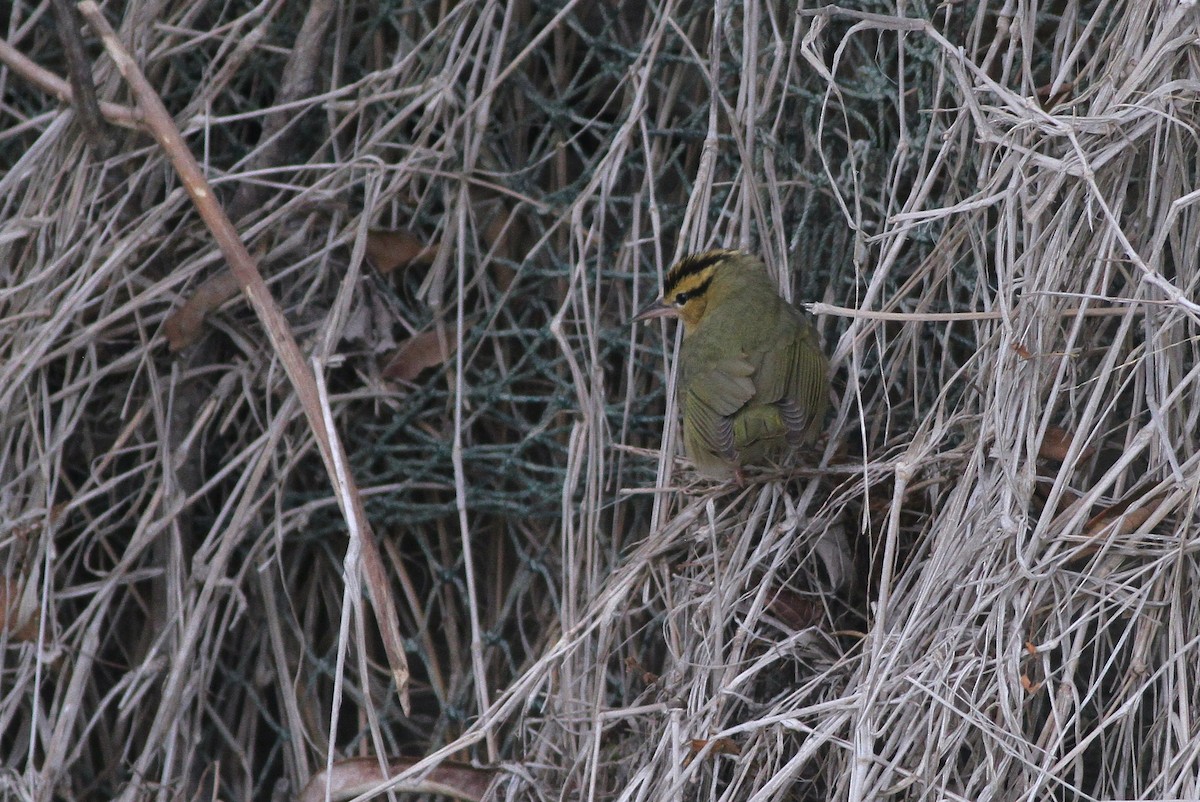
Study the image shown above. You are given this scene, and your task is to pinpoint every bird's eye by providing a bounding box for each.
[674,291,690,305]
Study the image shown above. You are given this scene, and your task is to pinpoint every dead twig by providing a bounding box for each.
[0,35,140,127]
[75,0,411,722]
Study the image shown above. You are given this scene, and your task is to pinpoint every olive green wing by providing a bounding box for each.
[751,305,829,445]
[678,352,756,469]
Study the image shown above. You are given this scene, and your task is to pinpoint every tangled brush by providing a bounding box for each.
[2,1,1198,800]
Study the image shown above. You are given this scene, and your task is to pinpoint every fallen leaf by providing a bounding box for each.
[382,324,459,382]
[1035,80,1074,109]
[625,655,658,684]
[1039,427,1095,462]
[481,205,523,289]
[340,285,402,353]
[163,270,241,351]
[366,229,439,274]
[296,756,497,802]
[765,586,823,631]
[1083,494,1164,539]
[1060,492,1170,562]
[0,575,40,641]
[689,738,741,757]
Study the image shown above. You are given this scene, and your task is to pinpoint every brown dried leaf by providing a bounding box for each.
[296,756,497,802]
[1035,80,1074,109]
[0,575,40,641]
[366,228,439,274]
[689,738,741,757]
[482,209,511,254]
[481,207,522,290]
[341,284,402,354]
[1039,427,1095,462]
[1083,494,1164,539]
[382,324,459,382]
[765,586,823,631]
[1061,493,1170,563]
[625,655,659,684]
[163,270,241,351]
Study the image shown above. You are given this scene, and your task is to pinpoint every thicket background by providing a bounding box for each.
[3,1,1200,800]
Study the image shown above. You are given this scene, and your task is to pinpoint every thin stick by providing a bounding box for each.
[808,301,1147,322]
[75,0,411,713]
[0,35,140,127]
[49,0,111,146]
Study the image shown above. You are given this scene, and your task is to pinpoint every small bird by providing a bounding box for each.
[634,249,829,481]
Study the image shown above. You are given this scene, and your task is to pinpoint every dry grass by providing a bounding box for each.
[2,1,1199,800]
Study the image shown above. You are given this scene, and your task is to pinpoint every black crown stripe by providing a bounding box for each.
[664,250,734,293]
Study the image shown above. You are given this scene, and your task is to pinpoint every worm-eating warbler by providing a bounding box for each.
[635,249,829,480]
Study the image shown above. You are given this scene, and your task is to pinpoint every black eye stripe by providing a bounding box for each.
[673,276,712,305]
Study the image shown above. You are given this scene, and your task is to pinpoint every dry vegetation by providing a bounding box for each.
[3,1,1200,800]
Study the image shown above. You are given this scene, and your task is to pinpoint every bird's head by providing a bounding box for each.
[633,249,742,333]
